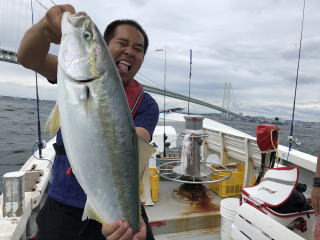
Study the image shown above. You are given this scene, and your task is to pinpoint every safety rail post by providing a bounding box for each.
[219,132,224,164]
[243,138,253,186]
[2,171,26,218]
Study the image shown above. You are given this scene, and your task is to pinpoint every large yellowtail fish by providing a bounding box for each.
[56,12,154,233]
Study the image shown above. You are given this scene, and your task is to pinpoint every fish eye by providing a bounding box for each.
[83,30,92,40]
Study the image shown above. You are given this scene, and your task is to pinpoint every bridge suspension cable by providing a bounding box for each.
[143,84,242,118]
[0,0,53,62]
[136,72,162,88]
[0,1,241,118]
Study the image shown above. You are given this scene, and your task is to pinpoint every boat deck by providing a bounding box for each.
[154,227,220,240]
[145,181,222,240]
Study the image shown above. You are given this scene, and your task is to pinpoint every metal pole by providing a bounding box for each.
[155,48,168,156]
[163,46,167,157]
[188,49,192,115]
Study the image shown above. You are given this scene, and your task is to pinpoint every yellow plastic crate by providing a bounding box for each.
[208,164,244,197]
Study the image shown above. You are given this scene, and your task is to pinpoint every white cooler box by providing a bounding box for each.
[231,203,306,240]
[241,166,315,240]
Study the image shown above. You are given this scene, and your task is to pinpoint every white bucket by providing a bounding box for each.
[220,198,240,240]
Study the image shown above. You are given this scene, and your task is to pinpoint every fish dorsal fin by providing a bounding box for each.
[44,103,60,136]
[138,137,156,182]
[82,199,105,224]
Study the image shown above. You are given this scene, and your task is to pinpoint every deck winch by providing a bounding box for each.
[157,115,231,186]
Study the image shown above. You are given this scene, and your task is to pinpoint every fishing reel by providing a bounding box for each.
[288,136,301,146]
[36,140,47,149]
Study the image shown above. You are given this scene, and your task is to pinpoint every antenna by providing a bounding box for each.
[163,46,167,157]
[187,49,192,115]
[155,47,168,156]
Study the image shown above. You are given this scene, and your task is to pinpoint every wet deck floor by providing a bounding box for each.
[145,181,222,239]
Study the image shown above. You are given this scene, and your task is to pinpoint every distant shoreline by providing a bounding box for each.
[0,95,55,103]
[1,95,318,124]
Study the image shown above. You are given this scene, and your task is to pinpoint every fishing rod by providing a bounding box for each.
[187,49,192,115]
[33,0,48,10]
[32,0,56,10]
[163,46,167,157]
[31,0,44,158]
[287,0,306,161]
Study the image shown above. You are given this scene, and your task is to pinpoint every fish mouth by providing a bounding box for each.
[67,12,89,28]
[68,77,98,84]
[59,62,106,84]
[60,64,105,84]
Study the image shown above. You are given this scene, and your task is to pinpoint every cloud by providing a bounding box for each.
[0,0,319,121]
[128,0,149,6]
[0,62,57,100]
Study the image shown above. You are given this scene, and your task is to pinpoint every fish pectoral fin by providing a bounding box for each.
[44,103,60,136]
[82,200,105,224]
[138,137,156,181]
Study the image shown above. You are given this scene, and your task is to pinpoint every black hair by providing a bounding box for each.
[103,19,149,54]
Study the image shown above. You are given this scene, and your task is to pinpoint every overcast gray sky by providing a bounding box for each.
[0,0,319,122]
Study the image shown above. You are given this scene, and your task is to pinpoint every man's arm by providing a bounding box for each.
[135,127,151,143]
[17,4,75,81]
[311,153,320,214]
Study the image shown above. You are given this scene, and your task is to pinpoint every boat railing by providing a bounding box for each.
[0,116,317,240]
[0,138,56,240]
[203,127,317,186]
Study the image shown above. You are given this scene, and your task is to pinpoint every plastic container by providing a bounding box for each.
[149,168,159,202]
[220,198,240,240]
[209,164,244,197]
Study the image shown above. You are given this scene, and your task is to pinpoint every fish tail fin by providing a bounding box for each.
[140,166,154,206]
[82,200,105,224]
[44,103,60,136]
[138,137,156,181]
[138,137,156,206]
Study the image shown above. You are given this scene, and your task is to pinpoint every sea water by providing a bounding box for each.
[0,95,319,193]
[0,96,55,193]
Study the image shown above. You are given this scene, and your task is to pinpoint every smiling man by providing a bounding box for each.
[17,4,159,240]
[106,22,146,85]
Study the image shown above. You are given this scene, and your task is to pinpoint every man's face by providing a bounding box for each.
[108,24,145,85]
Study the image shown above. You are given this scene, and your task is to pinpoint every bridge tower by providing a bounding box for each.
[221,82,232,119]
[0,48,18,64]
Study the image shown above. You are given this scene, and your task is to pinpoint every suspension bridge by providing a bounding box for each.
[0,0,241,118]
